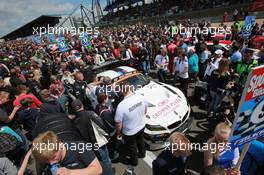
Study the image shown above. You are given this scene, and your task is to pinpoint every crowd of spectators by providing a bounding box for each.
[0,16,263,175]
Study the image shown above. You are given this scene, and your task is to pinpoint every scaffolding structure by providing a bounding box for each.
[57,0,104,27]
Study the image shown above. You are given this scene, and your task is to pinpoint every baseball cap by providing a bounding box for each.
[215,49,223,55]
[71,99,83,111]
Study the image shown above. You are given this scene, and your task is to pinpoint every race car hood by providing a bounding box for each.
[135,81,189,127]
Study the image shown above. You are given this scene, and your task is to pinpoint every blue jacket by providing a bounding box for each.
[240,140,264,175]
[188,53,199,73]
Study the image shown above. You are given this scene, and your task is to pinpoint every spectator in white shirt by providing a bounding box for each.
[92,50,105,65]
[155,48,169,83]
[174,48,189,97]
[204,49,223,80]
[115,82,147,175]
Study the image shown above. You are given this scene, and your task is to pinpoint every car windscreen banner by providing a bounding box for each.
[57,37,69,53]
[229,65,264,147]
[241,16,256,39]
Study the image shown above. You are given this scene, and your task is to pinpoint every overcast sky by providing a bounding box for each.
[0,0,106,37]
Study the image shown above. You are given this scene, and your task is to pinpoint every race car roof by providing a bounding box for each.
[97,66,136,80]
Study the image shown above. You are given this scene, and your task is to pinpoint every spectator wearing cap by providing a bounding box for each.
[212,39,222,53]
[204,49,223,79]
[71,99,115,175]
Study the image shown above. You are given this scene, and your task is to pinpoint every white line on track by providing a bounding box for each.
[143,151,157,168]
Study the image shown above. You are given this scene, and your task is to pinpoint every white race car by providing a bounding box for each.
[97,66,192,150]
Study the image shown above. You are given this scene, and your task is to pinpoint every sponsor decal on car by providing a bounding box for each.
[152,98,182,119]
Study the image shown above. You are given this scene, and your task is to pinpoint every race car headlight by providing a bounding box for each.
[146,124,166,131]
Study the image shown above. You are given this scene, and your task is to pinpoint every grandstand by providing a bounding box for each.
[1,15,61,40]
[99,0,254,25]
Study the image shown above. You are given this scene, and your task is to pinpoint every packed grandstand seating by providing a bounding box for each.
[101,0,241,22]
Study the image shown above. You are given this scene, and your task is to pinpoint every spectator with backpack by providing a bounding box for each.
[0,126,26,166]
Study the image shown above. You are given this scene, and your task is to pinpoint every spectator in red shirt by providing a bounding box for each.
[112,42,121,59]
[167,40,177,75]
[13,85,42,109]
[131,42,139,58]
[223,12,228,22]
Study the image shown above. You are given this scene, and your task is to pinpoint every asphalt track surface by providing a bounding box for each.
[112,72,215,175]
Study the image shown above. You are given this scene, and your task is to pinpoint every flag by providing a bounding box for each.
[57,37,69,53]
[242,16,256,39]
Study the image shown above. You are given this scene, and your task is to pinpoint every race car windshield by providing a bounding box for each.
[116,74,150,90]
